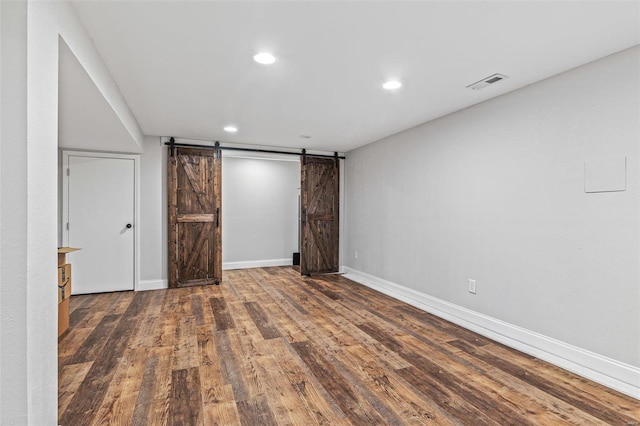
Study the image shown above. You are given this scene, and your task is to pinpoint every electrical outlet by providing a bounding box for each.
[468,279,477,294]
[354,251,358,260]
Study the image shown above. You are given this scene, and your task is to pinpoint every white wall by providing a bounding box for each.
[1,1,144,423]
[344,47,640,396]
[58,38,143,153]
[222,155,299,268]
[61,5,143,152]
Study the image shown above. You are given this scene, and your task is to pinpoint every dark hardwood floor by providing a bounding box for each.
[58,267,640,425]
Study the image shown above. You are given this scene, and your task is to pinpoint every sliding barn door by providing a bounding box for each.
[300,156,339,275]
[168,147,222,287]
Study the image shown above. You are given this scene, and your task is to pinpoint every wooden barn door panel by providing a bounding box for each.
[168,147,221,287]
[300,156,339,275]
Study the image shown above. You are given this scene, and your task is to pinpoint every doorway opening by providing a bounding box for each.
[221,152,301,271]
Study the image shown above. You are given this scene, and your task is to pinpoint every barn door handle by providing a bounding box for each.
[301,208,306,225]
[126,223,132,229]
[215,208,220,228]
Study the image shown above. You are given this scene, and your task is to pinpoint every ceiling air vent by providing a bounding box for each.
[467,73,509,91]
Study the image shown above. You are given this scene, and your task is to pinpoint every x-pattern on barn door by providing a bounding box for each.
[300,156,340,275]
[168,147,222,287]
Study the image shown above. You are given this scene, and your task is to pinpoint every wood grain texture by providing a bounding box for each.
[168,147,221,288]
[59,292,151,425]
[210,297,235,331]
[300,156,340,275]
[244,301,282,340]
[59,267,640,425]
[170,367,203,426]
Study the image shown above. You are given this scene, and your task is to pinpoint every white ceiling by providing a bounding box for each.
[70,1,640,153]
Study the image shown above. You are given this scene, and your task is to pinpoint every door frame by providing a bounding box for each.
[62,150,141,291]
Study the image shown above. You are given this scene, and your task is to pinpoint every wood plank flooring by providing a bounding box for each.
[59,267,640,425]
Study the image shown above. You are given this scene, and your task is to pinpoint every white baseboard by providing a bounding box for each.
[223,258,292,270]
[343,266,640,400]
[136,259,292,289]
[137,279,168,291]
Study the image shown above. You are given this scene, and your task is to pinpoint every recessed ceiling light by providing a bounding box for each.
[253,52,276,65]
[299,135,311,139]
[223,125,238,133]
[382,80,402,90]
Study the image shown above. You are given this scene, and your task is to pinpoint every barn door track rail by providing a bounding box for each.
[165,137,345,160]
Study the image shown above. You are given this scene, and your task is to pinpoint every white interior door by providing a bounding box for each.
[65,153,136,294]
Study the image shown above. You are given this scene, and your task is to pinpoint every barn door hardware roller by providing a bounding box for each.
[169,137,176,157]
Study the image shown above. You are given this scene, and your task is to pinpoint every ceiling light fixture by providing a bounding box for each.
[223,125,238,133]
[253,52,276,65]
[382,80,402,90]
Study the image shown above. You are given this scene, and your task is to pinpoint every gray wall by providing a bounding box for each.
[222,156,299,266]
[139,136,167,283]
[345,46,639,367]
